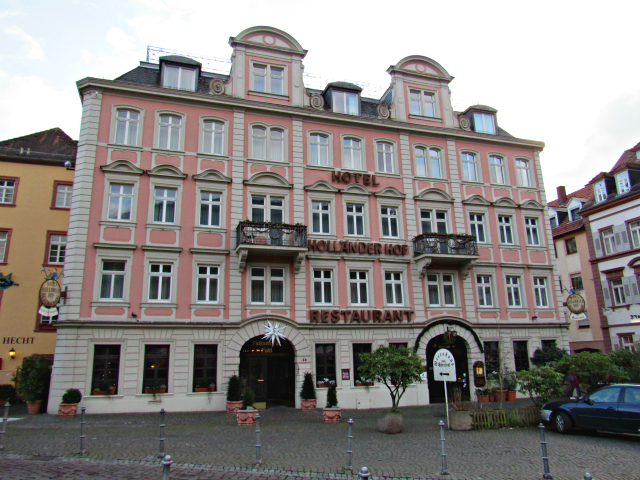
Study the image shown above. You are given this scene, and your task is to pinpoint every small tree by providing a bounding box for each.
[357,346,423,412]
[554,351,628,393]
[531,346,567,367]
[517,366,563,406]
[61,388,82,404]
[226,375,242,402]
[326,384,338,408]
[242,386,255,409]
[300,372,316,400]
[608,345,640,383]
[15,356,51,402]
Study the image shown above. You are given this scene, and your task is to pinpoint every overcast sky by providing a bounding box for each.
[1,0,639,201]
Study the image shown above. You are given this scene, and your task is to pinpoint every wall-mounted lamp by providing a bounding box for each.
[9,348,16,359]
[531,316,538,321]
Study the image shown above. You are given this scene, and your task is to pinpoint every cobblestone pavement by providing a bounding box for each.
[0,401,638,480]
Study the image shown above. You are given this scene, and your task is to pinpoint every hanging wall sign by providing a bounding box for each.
[566,293,586,314]
[39,279,61,307]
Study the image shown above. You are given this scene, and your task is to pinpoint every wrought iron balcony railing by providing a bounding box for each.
[413,233,478,257]
[236,221,308,248]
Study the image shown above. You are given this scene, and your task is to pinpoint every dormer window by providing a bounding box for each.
[333,91,359,115]
[252,64,285,95]
[550,216,558,228]
[595,181,607,203]
[473,113,496,134]
[163,65,196,91]
[616,171,631,194]
[409,89,436,117]
[570,207,582,222]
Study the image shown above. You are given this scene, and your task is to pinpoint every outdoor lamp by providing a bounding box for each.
[9,348,16,359]
[475,365,484,376]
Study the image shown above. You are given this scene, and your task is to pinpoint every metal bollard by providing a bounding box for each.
[439,420,448,475]
[538,423,553,480]
[584,474,592,480]
[157,408,166,459]
[161,454,172,480]
[0,402,9,450]
[345,418,354,472]
[359,466,370,480]
[253,412,261,465]
[79,406,86,454]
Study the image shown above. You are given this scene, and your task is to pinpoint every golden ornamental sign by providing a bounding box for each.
[566,293,586,314]
[39,279,61,307]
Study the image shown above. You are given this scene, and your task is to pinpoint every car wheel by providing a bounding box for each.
[554,412,573,434]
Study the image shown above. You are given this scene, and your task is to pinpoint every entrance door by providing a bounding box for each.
[239,336,295,407]
[426,333,470,403]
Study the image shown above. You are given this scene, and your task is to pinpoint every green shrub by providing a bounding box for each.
[15,356,51,402]
[608,347,640,383]
[326,384,338,408]
[503,371,518,390]
[300,372,316,400]
[242,386,255,409]
[61,388,82,404]
[0,384,14,400]
[554,351,628,393]
[226,375,242,401]
[531,346,567,367]
[517,366,563,406]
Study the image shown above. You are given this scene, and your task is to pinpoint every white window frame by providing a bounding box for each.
[525,217,541,246]
[611,279,626,306]
[629,221,640,249]
[384,271,405,306]
[414,145,443,178]
[595,181,607,203]
[533,276,550,308]
[246,184,289,225]
[251,194,285,224]
[101,166,143,225]
[346,203,366,237]
[108,183,135,222]
[55,183,73,208]
[147,175,183,229]
[312,200,331,234]
[110,105,143,147]
[114,109,141,146]
[602,228,615,255]
[332,90,359,115]
[248,265,288,306]
[381,205,400,238]
[348,269,370,306]
[199,191,222,228]
[425,272,457,307]
[199,117,227,156]
[308,131,332,167]
[162,64,197,91]
[617,172,631,194]
[375,140,396,174]
[155,111,185,151]
[420,209,448,234]
[342,192,370,241]
[498,215,514,245]
[505,275,523,308]
[0,179,16,204]
[251,62,287,96]
[473,112,496,134]
[148,263,173,302]
[152,186,178,224]
[99,260,126,301]
[190,253,226,308]
[469,213,486,243]
[0,231,8,263]
[92,248,133,306]
[489,155,506,184]
[47,234,66,264]
[476,274,494,307]
[408,88,437,118]
[461,152,479,182]
[307,191,336,239]
[249,124,287,162]
[312,269,334,305]
[341,135,365,170]
[515,158,533,187]
[196,265,220,304]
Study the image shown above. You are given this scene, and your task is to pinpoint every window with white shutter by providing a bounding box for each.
[602,282,612,307]
[594,237,603,257]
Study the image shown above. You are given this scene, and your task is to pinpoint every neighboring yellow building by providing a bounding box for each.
[0,128,76,384]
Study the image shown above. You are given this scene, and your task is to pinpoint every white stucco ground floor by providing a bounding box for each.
[47,317,569,414]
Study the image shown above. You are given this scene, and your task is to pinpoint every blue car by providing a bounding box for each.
[540,384,640,434]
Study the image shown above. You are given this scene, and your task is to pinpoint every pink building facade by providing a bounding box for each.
[48,27,566,413]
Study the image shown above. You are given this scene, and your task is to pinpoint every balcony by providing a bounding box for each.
[412,233,479,278]
[235,222,308,272]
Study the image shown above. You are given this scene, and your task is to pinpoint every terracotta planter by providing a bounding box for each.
[93,391,107,396]
[489,394,495,402]
[145,387,166,395]
[237,409,257,425]
[323,407,341,423]
[301,398,317,411]
[477,394,490,403]
[450,410,473,430]
[26,400,42,414]
[507,390,517,401]
[226,400,243,413]
[493,389,508,402]
[318,384,329,388]
[58,403,78,417]
[194,387,209,393]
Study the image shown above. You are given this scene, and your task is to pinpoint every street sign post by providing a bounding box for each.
[433,349,456,429]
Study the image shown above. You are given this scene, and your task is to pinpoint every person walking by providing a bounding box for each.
[567,371,581,399]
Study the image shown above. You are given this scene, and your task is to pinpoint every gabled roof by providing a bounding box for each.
[0,127,77,164]
[552,218,585,238]
[609,141,640,174]
[547,185,593,208]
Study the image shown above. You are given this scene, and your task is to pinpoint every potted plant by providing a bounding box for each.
[317,378,333,388]
[503,371,518,401]
[194,384,208,393]
[58,388,82,417]
[208,383,216,392]
[476,388,490,403]
[0,384,15,405]
[300,372,317,411]
[226,375,243,413]
[15,356,51,414]
[237,386,257,425]
[323,384,341,423]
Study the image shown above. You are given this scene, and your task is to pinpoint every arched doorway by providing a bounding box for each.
[239,336,295,407]
[426,333,470,403]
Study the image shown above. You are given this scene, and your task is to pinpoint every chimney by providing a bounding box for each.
[557,186,567,205]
